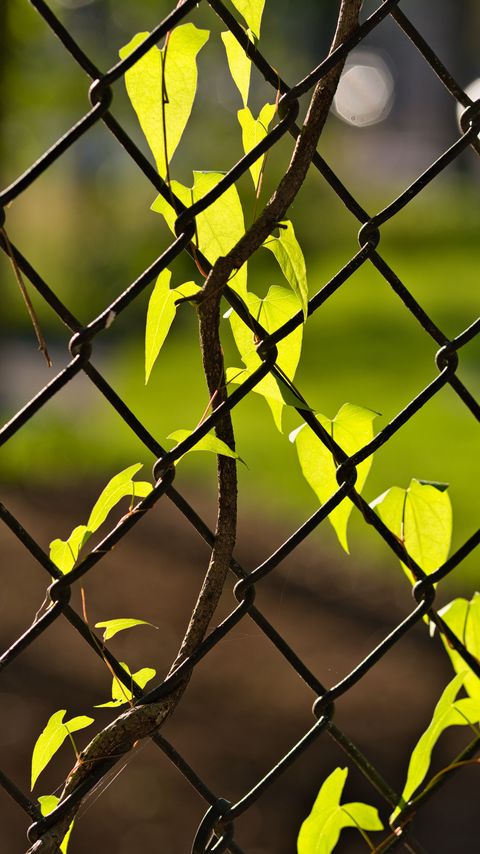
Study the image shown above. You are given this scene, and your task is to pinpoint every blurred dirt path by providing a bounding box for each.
[0,485,473,853]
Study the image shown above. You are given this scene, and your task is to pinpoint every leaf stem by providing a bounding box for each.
[341,806,377,850]
[64,727,80,764]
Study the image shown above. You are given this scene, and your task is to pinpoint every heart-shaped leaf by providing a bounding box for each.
[229,285,303,432]
[393,673,480,820]
[152,171,247,298]
[94,618,158,642]
[437,594,480,700]
[230,0,266,39]
[31,710,93,790]
[168,429,240,461]
[290,403,378,552]
[119,25,209,178]
[297,767,383,854]
[370,479,452,579]
[95,663,156,708]
[237,103,276,186]
[264,221,308,319]
[50,465,152,574]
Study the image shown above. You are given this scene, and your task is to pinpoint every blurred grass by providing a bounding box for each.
[2,178,478,587]
[1,0,478,587]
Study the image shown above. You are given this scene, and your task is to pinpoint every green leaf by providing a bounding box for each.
[370,478,452,579]
[222,30,252,107]
[238,103,276,187]
[264,221,308,319]
[95,663,156,708]
[297,767,383,854]
[229,285,303,431]
[290,404,378,552]
[168,429,240,460]
[174,280,201,299]
[145,276,200,382]
[49,466,152,574]
[230,0,266,39]
[49,525,89,574]
[31,710,94,790]
[226,366,312,410]
[454,696,480,722]
[152,171,247,298]
[393,673,480,818]
[119,25,209,178]
[38,796,74,854]
[145,268,177,383]
[417,480,450,492]
[87,464,152,532]
[437,594,480,700]
[130,482,152,498]
[94,618,158,642]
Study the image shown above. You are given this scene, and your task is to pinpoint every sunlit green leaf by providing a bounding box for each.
[174,280,201,299]
[31,710,94,790]
[87,464,152,532]
[226,366,312,410]
[110,665,156,703]
[230,0,266,39]
[370,479,452,579]
[393,673,480,819]
[145,268,177,383]
[238,103,276,187]
[264,221,308,319]
[49,466,152,574]
[297,767,383,854]
[151,180,189,233]
[437,594,480,701]
[417,479,449,492]
[229,285,303,431]
[49,525,89,575]
[290,404,377,552]
[119,25,209,177]
[222,30,253,107]
[38,796,74,854]
[145,275,201,381]
[168,429,239,460]
[94,618,158,642]
[131,482,152,498]
[95,663,156,708]
[152,171,247,297]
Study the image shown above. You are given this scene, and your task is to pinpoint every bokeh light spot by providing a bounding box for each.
[333,51,394,127]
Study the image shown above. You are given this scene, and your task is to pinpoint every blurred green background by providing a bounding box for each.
[1,0,478,585]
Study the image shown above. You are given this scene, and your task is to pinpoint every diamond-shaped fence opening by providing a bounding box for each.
[1,1,479,852]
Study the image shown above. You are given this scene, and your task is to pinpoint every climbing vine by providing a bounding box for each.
[25,2,479,852]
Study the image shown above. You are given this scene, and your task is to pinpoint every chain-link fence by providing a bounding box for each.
[1,1,479,852]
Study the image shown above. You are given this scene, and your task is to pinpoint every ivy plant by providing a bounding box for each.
[297,767,383,854]
[28,2,479,851]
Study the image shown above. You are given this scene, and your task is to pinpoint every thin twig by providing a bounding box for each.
[1,226,52,367]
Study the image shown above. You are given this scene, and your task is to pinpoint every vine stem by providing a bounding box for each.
[26,3,361,850]
[169,0,362,664]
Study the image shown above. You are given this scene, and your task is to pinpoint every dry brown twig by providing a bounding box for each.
[26,2,362,850]
[1,226,52,368]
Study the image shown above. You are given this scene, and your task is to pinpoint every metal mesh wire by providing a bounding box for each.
[1,1,479,851]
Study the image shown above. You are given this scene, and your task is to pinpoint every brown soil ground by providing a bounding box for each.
[0,485,476,853]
